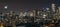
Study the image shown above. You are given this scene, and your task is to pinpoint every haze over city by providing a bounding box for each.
[0,0,60,11]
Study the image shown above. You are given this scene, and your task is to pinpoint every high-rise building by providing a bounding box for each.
[23,12,28,16]
[19,12,24,17]
[29,12,34,17]
[58,7,60,14]
[37,11,40,16]
[51,3,56,12]
[10,11,13,14]
[58,7,60,19]
[33,10,36,17]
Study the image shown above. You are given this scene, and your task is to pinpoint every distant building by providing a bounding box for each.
[23,12,28,16]
[33,10,36,17]
[37,11,40,16]
[19,12,24,17]
[58,7,60,14]
[58,7,60,19]
[51,3,56,12]
[29,11,34,17]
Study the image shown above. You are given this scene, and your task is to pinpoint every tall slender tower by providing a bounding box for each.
[51,3,56,12]
[33,10,36,17]
[58,7,60,19]
[58,7,60,14]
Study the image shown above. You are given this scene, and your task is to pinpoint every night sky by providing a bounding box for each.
[0,0,60,12]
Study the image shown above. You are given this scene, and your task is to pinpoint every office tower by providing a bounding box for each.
[53,7,59,19]
[1,13,5,20]
[37,10,42,18]
[32,10,36,23]
[51,3,56,12]
[19,12,23,17]
[23,12,28,16]
[43,14,47,18]
[29,12,34,17]
[9,11,13,17]
[10,11,13,14]
[0,22,4,27]
[33,10,36,17]
[58,7,60,14]
[37,11,40,16]
[58,7,60,19]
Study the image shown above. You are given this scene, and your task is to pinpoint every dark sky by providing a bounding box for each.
[0,0,60,12]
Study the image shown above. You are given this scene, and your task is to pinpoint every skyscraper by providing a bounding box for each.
[19,12,24,17]
[58,7,60,19]
[51,3,56,12]
[58,7,60,14]
[33,10,36,17]
[28,11,34,17]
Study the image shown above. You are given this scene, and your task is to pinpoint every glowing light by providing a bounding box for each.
[52,3,55,12]
[0,23,4,27]
[0,25,4,27]
[43,14,47,18]
[30,12,33,16]
[23,12,27,16]
[45,26,49,27]
[4,6,7,9]
[46,8,49,10]
[43,14,46,16]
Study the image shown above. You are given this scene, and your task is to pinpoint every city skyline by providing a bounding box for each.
[0,0,60,27]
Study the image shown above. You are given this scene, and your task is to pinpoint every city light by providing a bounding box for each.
[4,6,7,9]
[0,23,4,27]
[43,14,47,17]
[43,14,47,18]
[46,8,49,10]
[1,0,60,27]
[45,26,49,27]
[58,7,60,14]
[52,3,55,12]
[30,12,33,16]
[23,12,27,16]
